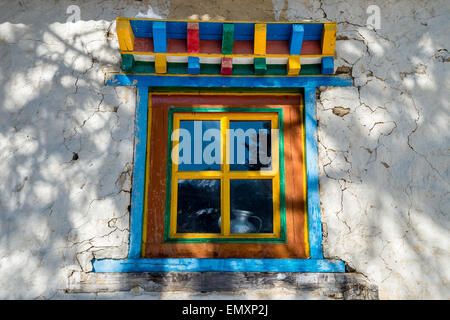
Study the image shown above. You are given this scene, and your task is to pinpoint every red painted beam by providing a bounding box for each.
[187,22,199,53]
[221,57,233,75]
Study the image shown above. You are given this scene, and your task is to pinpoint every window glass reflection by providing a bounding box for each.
[230,179,273,233]
[178,120,221,171]
[176,179,221,233]
[229,121,272,171]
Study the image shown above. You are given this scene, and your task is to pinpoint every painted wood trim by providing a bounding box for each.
[254,57,267,75]
[124,51,332,59]
[300,97,310,258]
[127,17,336,24]
[289,24,304,55]
[132,55,323,65]
[187,22,199,53]
[321,56,334,75]
[103,77,352,271]
[321,23,337,56]
[116,18,135,52]
[187,56,200,75]
[154,54,167,73]
[127,18,334,42]
[222,23,234,55]
[304,86,323,259]
[127,87,149,258]
[106,74,352,87]
[288,56,301,75]
[152,21,167,53]
[141,95,152,257]
[92,258,345,272]
[254,23,267,55]
[164,108,286,243]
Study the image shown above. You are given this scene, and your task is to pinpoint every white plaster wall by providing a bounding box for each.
[0,0,448,299]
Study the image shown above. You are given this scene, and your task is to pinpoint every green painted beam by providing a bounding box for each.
[222,24,234,55]
[121,54,135,72]
[254,57,267,75]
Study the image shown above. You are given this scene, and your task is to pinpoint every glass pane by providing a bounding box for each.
[176,179,221,233]
[229,121,272,171]
[229,179,273,233]
[177,120,221,171]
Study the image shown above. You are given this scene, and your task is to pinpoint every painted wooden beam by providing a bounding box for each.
[289,24,304,55]
[188,56,200,75]
[106,74,353,88]
[221,57,233,75]
[155,54,167,73]
[116,18,135,51]
[121,54,135,73]
[222,23,234,55]
[152,21,167,53]
[304,86,324,259]
[254,57,267,75]
[254,23,267,55]
[321,23,336,55]
[287,56,301,75]
[187,22,199,53]
[127,87,148,258]
[321,56,334,75]
[129,19,325,41]
[92,258,346,272]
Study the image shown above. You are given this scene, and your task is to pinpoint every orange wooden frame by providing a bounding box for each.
[143,94,308,259]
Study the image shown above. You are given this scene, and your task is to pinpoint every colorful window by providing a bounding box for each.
[92,17,348,272]
[141,94,309,259]
[166,110,286,242]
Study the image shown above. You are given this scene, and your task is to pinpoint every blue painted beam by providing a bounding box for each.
[129,19,323,41]
[130,19,153,38]
[321,57,334,75]
[106,74,352,88]
[267,22,322,41]
[304,86,324,259]
[188,56,200,75]
[289,24,304,55]
[152,21,167,53]
[127,86,149,258]
[92,258,345,273]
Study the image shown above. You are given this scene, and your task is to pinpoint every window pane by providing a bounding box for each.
[230,179,273,233]
[178,120,221,171]
[176,179,221,233]
[229,121,272,171]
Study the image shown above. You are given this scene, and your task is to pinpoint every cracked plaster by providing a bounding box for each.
[0,0,448,299]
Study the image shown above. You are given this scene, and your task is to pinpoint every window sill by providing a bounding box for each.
[68,270,378,300]
[91,258,345,273]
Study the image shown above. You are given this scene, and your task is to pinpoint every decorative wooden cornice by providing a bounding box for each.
[116,18,337,76]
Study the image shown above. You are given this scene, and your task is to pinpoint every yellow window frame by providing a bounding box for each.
[169,112,281,240]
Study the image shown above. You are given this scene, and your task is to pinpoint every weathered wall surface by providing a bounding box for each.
[0,0,448,299]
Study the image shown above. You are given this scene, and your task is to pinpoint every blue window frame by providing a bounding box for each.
[92,75,351,272]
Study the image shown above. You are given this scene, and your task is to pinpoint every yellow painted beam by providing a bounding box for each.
[287,56,301,75]
[116,18,134,52]
[321,23,337,55]
[155,54,167,73]
[254,23,267,55]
